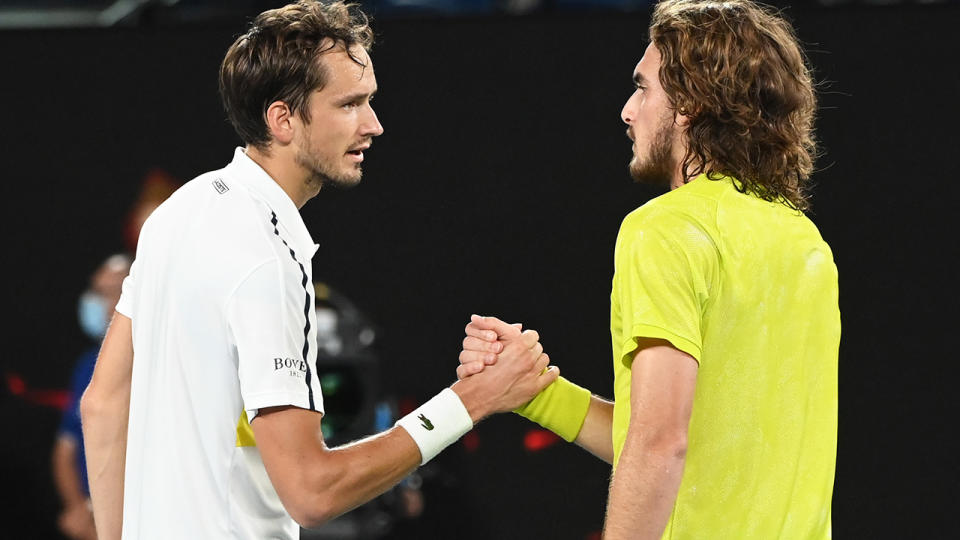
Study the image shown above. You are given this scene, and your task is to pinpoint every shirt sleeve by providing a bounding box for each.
[614,206,719,367]
[227,258,323,420]
[115,257,137,318]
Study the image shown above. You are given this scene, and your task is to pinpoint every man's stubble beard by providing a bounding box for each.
[629,117,677,189]
[295,132,363,191]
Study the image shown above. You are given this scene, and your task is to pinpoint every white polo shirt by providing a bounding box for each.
[116,148,324,539]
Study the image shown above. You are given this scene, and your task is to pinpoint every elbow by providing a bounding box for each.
[290,509,329,530]
[287,491,341,529]
[632,428,688,462]
[666,435,688,461]
[281,468,350,529]
[79,383,122,428]
[659,434,688,462]
[79,388,102,425]
[288,509,326,530]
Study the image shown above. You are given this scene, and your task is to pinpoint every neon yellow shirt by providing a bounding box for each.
[610,174,839,539]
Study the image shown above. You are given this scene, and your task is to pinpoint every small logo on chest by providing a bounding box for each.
[212,179,230,194]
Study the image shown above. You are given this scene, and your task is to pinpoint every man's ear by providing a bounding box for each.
[674,105,696,127]
[264,101,295,145]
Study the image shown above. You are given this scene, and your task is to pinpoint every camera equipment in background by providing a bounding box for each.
[303,281,425,539]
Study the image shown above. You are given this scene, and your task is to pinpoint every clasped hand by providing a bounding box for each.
[450,314,557,419]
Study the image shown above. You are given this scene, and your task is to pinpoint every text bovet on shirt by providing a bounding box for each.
[116,148,324,539]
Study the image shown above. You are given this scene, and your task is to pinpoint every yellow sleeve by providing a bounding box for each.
[613,206,718,367]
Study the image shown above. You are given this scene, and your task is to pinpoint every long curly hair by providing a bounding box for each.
[650,0,818,210]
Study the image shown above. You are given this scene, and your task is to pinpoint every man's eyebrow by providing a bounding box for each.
[337,89,376,103]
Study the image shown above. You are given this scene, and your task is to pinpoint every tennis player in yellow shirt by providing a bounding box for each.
[459,1,840,538]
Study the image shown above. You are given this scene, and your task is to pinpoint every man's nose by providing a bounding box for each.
[621,101,634,125]
[363,104,384,137]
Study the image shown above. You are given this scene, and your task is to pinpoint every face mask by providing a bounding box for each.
[78,291,108,340]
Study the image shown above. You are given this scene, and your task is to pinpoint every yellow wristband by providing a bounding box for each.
[513,376,591,442]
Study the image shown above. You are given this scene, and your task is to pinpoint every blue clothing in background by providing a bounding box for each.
[58,346,99,496]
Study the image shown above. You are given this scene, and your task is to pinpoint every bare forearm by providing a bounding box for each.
[603,440,686,540]
[80,393,129,540]
[574,396,614,464]
[79,313,134,540]
[265,322,553,528]
[264,420,423,529]
[311,427,421,523]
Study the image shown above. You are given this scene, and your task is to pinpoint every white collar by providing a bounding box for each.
[226,147,319,259]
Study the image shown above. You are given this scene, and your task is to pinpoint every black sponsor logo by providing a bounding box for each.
[274,357,307,378]
[212,179,229,194]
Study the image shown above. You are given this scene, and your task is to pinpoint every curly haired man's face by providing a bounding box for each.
[295,45,383,189]
[621,43,680,188]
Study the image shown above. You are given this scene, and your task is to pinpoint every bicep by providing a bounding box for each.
[628,339,698,443]
[250,406,327,507]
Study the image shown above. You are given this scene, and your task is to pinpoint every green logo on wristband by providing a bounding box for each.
[418,414,434,430]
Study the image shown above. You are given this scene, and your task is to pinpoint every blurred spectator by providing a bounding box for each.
[51,254,131,540]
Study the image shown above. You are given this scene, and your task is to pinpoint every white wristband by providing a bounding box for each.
[395,388,473,465]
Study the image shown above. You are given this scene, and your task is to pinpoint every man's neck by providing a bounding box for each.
[670,172,686,191]
[670,157,709,190]
[669,166,695,191]
[244,145,316,209]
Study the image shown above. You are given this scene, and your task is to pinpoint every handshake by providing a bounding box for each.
[398,314,591,466]
[448,314,559,424]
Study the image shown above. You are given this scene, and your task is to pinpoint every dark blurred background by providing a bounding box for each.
[1,0,958,538]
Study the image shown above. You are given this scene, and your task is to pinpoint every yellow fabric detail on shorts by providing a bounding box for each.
[609,174,840,539]
[236,409,257,447]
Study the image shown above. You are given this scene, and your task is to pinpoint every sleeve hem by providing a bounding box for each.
[244,392,325,421]
[621,324,702,367]
[115,301,133,319]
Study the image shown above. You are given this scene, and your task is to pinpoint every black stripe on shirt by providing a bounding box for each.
[270,211,316,411]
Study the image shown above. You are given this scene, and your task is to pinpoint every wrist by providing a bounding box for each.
[450,378,491,424]
[395,388,473,465]
[514,376,591,442]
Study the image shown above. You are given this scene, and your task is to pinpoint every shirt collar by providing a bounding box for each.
[226,147,319,259]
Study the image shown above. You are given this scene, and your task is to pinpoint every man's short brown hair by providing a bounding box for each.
[650,0,818,210]
[219,1,373,150]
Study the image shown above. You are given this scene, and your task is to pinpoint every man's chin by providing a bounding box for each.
[323,170,363,190]
[629,160,672,189]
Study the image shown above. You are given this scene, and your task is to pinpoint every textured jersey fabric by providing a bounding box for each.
[609,174,840,539]
[116,148,323,539]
